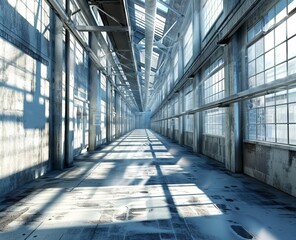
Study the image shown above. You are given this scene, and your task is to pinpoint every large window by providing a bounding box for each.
[183,22,193,67]
[184,84,193,111]
[246,0,296,144]
[184,84,193,132]
[203,58,225,136]
[201,0,223,37]
[247,0,296,88]
[174,97,179,130]
[174,53,178,82]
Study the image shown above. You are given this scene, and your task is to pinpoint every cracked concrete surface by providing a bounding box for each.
[0,129,296,239]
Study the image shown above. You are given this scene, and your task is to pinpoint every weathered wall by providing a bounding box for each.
[184,132,193,148]
[202,135,225,163]
[135,111,151,129]
[244,142,296,197]
[0,0,52,194]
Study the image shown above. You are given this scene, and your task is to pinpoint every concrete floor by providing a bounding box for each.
[0,129,296,240]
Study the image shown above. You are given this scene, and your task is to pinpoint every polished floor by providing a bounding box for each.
[0,129,296,240]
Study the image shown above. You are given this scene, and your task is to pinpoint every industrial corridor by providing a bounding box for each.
[2,0,296,239]
[0,129,295,240]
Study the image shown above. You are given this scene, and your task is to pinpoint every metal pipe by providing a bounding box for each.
[152,74,296,122]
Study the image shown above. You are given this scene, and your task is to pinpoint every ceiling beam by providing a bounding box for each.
[76,25,128,32]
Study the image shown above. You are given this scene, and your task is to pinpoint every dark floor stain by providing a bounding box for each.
[211,195,222,200]
[254,190,276,199]
[283,206,296,212]
[0,207,29,231]
[231,225,253,239]
[225,198,234,202]
[140,191,149,194]
[216,204,230,213]
[260,200,280,206]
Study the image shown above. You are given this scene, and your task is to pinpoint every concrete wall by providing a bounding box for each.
[244,142,296,196]
[184,132,193,148]
[202,135,225,164]
[135,111,151,129]
[0,0,52,194]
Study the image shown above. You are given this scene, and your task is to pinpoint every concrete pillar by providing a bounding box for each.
[106,79,111,142]
[115,88,120,138]
[193,74,200,153]
[89,33,100,150]
[178,90,184,145]
[224,33,242,173]
[64,0,74,166]
[189,7,201,152]
[110,85,114,140]
[52,13,65,170]
[178,39,184,79]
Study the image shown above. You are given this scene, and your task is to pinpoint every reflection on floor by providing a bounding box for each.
[0,129,296,239]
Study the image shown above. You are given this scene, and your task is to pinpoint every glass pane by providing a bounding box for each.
[254,20,263,37]
[276,104,287,123]
[288,36,296,59]
[248,27,254,42]
[275,42,287,65]
[276,62,287,79]
[248,44,255,61]
[265,49,274,69]
[266,124,276,142]
[287,13,296,38]
[265,68,275,83]
[247,99,255,109]
[276,90,288,104]
[265,93,275,106]
[289,124,296,144]
[266,106,275,123]
[289,88,296,102]
[255,38,264,57]
[249,109,257,124]
[264,30,274,52]
[256,72,264,86]
[257,108,265,124]
[249,76,256,88]
[275,21,286,46]
[248,60,256,77]
[289,103,296,122]
[257,124,265,140]
[288,58,296,75]
[264,8,275,31]
[276,124,288,143]
[288,0,296,13]
[256,55,264,73]
[275,0,287,23]
[249,124,256,139]
[255,96,265,107]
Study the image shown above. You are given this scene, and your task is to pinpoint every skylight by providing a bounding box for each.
[151,51,159,69]
[157,1,168,13]
[134,4,145,29]
[155,14,166,37]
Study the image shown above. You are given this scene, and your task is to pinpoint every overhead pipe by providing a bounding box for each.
[144,0,157,110]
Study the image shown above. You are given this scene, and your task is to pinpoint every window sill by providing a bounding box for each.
[243,139,296,151]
